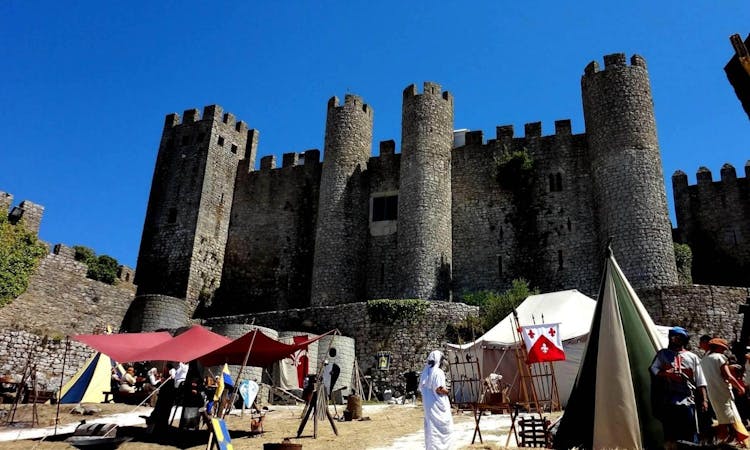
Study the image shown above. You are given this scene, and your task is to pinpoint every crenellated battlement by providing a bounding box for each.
[583,53,648,76]
[327,94,372,117]
[402,82,452,103]
[163,105,248,135]
[3,194,44,235]
[256,149,322,172]
[673,162,750,186]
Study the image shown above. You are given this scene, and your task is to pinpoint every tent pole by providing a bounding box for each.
[223,319,258,419]
[54,337,70,435]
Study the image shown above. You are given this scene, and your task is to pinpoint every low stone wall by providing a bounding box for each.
[0,330,95,392]
[204,301,479,391]
[640,284,750,343]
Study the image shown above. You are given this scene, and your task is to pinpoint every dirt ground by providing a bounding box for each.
[0,401,458,449]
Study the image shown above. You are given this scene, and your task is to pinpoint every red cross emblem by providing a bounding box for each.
[527,329,535,339]
[548,327,556,337]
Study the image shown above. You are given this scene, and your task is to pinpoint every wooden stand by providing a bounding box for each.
[296,386,338,438]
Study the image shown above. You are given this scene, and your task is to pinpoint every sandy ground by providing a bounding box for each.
[0,401,540,449]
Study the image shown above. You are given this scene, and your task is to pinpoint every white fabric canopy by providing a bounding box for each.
[449,289,597,350]
[446,289,670,407]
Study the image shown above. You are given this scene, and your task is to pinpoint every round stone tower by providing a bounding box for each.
[397,82,454,300]
[310,95,373,306]
[581,53,678,289]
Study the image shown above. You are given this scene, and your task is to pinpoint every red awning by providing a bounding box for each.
[124,325,233,363]
[199,329,336,367]
[71,331,173,363]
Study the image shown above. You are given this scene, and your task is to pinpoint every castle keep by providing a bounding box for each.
[130,52,693,321]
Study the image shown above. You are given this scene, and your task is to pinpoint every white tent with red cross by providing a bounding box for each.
[446,289,669,407]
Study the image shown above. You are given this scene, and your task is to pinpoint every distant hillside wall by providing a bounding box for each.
[0,244,135,336]
[204,301,478,387]
[640,284,749,341]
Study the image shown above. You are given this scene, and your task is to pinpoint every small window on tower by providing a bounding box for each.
[181,135,190,145]
[168,208,177,223]
[217,136,225,146]
[231,144,238,154]
[372,195,398,222]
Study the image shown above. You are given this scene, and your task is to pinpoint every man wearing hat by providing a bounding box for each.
[701,337,749,445]
[650,326,708,449]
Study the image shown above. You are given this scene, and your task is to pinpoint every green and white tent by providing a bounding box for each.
[554,249,665,449]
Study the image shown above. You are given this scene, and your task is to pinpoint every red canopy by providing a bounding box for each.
[125,325,232,363]
[71,331,173,363]
[199,329,335,367]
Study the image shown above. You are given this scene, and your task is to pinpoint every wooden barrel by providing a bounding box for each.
[347,394,362,420]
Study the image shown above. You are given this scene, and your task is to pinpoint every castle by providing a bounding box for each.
[131,52,750,322]
[0,51,748,390]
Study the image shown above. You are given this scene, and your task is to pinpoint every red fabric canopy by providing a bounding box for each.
[71,331,173,363]
[199,329,335,367]
[125,325,232,363]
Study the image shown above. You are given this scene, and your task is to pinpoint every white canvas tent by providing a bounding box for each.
[446,289,596,407]
[446,289,671,407]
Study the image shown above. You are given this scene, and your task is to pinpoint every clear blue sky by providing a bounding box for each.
[1,1,748,268]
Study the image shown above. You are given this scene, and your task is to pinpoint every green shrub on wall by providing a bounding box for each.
[367,299,429,324]
[674,243,693,285]
[0,217,48,306]
[73,245,119,285]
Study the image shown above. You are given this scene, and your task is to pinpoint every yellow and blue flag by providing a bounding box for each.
[210,418,234,450]
[213,363,234,401]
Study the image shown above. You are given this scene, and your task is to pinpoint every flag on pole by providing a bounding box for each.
[213,363,234,401]
[520,322,565,363]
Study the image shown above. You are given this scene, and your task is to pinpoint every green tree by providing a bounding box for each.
[73,245,119,285]
[0,217,48,306]
[461,279,538,331]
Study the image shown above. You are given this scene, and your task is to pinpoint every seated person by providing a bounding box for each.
[110,368,121,392]
[119,366,137,393]
[146,367,163,388]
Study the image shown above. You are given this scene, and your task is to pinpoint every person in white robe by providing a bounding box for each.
[419,350,453,450]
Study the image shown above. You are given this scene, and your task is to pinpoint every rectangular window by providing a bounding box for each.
[372,195,398,222]
[168,208,177,223]
[217,136,225,146]
[230,144,238,154]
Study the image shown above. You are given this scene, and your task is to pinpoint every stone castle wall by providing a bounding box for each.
[672,164,750,287]
[641,284,750,343]
[204,301,479,388]
[0,245,135,337]
[215,150,322,314]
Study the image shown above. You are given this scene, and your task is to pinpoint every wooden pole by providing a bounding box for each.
[54,338,70,435]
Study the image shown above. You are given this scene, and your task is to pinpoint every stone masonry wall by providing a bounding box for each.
[451,125,600,298]
[216,150,321,314]
[672,164,750,287]
[204,301,478,389]
[0,331,96,392]
[640,284,750,343]
[0,248,135,336]
[582,53,678,290]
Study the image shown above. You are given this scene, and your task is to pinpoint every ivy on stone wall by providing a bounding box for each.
[674,243,693,285]
[0,217,48,307]
[366,299,429,324]
[495,148,535,191]
[73,245,119,285]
